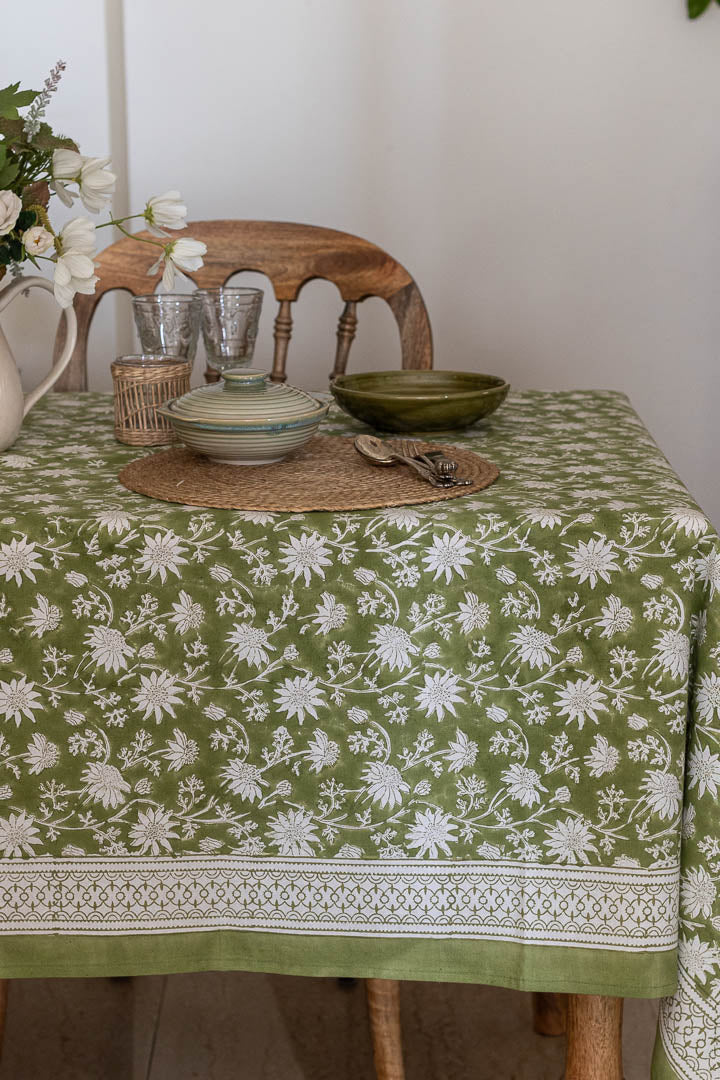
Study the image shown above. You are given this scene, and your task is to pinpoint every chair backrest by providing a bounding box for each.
[54,220,433,390]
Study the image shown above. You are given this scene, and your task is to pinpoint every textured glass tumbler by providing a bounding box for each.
[132,294,202,361]
[196,287,264,374]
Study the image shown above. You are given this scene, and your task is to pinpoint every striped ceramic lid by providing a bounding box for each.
[167,369,324,424]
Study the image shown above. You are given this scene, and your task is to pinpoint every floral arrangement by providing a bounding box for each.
[688,0,719,16]
[0,62,206,307]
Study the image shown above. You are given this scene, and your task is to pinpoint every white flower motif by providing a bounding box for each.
[23,733,59,774]
[667,509,708,537]
[65,571,88,586]
[0,190,21,235]
[486,705,508,724]
[0,536,43,586]
[169,591,204,635]
[137,531,188,583]
[456,592,490,633]
[131,670,183,723]
[267,808,319,856]
[85,625,134,673]
[227,623,275,669]
[584,735,620,778]
[445,729,478,773]
[274,675,326,725]
[144,190,187,234]
[22,225,53,255]
[406,808,457,858]
[371,624,419,671]
[81,762,131,808]
[279,532,332,586]
[641,574,664,590]
[161,729,198,771]
[422,532,473,584]
[305,729,339,773]
[679,935,719,985]
[416,671,465,722]
[25,594,60,637]
[501,763,547,807]
[311,593,347,634]
[544,816,598,864]
[380,507,421,531]
[147,236,207,290]
[696,673,720,724]
[53,217,98,308]
[0,812,42,858]
[696,550,720,597]
[509,625,558,669]
[52,149,116,211]
[566,536,619,588]
[555,677,607,729]
[0,677,42,726]
[597,595,633,638]
[687,744,720,799]
[681,867,717,919]
[652,629,690,681]
[361,761,410,808]
[496,566,517,585]
[221,759,267,802]
[641,770,681,820]
[95,509,131,534]
[129,807,178,855]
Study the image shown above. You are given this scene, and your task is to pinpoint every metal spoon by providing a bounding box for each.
[354,435,451,487]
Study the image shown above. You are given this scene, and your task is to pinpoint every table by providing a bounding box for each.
[0,389,717,1080]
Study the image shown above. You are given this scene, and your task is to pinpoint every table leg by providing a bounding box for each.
[533,992,567,1035]
[565,994,623,1080]
[366,978,405,1080]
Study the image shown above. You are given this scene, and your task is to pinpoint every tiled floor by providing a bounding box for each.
[0,973,658,1079]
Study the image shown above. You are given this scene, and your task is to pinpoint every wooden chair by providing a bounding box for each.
[53,219,433,389]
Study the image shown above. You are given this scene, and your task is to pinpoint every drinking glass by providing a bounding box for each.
[132,294,202,361]
[196,287,264,373]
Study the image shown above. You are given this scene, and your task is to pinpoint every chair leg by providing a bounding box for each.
[0,980,9,1062]
[533,991,567,1036]
[366,978,405,1080]
[565,994,623,1080]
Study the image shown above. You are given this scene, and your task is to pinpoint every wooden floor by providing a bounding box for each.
[0,974,658,1079]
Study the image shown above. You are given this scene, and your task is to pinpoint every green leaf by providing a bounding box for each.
[0,161,19,189]
[29,123,77,152]
[0,246,12,266]
[688,0,713,17]
[16,209,36,232]
[0,83,38,119]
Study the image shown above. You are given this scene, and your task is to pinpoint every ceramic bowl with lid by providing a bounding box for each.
[158,368,330,465]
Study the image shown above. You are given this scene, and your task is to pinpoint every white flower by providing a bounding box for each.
[161,728,198,771]
[597,595,633,638]
[584,735,619,778]
[0,812,42,858]
[445,729,478,772]
[132,670,183,723]
[509,625,558,670]
[486,705,508,724]
[0,677,42,726]
[525,509,562,529]
[371,624,419,671]
[406,808,457,858]
[668,509,708,537]
[81,762,130,808]
[274,675,326,725]
[129,807,178,855]
[641,574,664,590]
[681,867,717,919]
[496,566,517,585]
[26,594,60,637]
[52,150,116,211]
[566,536,619,588]
[456,592,490,633]
[555,676,607,729]
[169,590,204,635]
[416,671,465,722]
[209,565,233,583]
[144,190,187,235]
[628,713,648,730]
[682,804,696,839]
[305,729,339,773]
[65,571,88,586]
[652,629,690,681]
[641,770,681,820]
[23,733,59,774]
[696,550,720,597]
[422,532,473,583]
[137,531,188,583]
[22,225,53,255]
[336,844,363,859]
[267,808,319,856]
[354,568,376,585]
[85,625,133,673]
[148,236,207,290]
[380,507,421,531]
[311,593,347,634]
[95,509,131,534]
[0,191,21,235]
[544,816,598,865]
[679,935,719,985]
[687,744,720,799]
[279,532,332,586]
[696,673,720,724]
[53,217,98,308]
[0,536,43,586]
[228,622,275,669]
[501,763,547,807]
[361,761,410,808]
[221,758,267,802]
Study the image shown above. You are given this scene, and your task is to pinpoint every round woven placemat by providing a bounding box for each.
[118,435,499,511]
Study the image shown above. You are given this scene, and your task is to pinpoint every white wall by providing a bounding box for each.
[4,1,720,524]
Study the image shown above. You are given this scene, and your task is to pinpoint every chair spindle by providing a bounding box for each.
[331,300,358,379]
[272,299,293,383]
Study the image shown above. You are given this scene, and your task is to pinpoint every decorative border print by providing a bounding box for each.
[660,965,717,1080]
[0,857,679,950]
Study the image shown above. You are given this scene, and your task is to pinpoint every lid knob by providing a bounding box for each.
[221,369,269,390]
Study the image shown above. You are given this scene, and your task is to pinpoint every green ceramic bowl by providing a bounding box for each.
[330,370,510,432]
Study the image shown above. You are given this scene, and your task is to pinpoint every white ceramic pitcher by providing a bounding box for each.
[0,275,78,452]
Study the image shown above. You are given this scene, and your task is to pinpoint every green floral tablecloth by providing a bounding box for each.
[0,390,718,1079]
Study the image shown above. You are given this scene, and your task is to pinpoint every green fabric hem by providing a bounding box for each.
[651,1040,680,1080]
[0,932,676,998]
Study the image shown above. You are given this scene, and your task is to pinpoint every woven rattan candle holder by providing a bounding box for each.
[111,355,191,446]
